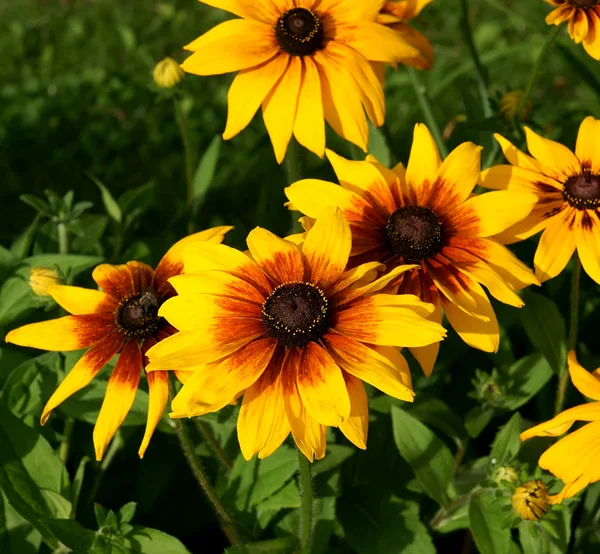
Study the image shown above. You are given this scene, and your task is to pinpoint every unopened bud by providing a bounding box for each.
[29,267,61,297]
[153,58,184,89]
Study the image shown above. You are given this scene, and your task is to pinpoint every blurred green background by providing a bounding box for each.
[3,0,600,552]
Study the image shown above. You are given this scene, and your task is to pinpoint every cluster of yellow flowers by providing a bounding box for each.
[7,0,600,519]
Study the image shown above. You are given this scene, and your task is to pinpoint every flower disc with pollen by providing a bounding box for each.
[5,227,233,461]
[285,128,539,374]
[275,8,324,56]
[146,207,447,461]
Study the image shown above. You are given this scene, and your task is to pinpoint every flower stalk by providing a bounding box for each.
[555,255,581,415]
[297,450,313,553]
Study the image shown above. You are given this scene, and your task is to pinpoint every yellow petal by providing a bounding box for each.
[576,211,600,285]
[293,57,326,157]
[409,301,442,376]
[182,20,278,76]
[169,271,265,305]
[237,350,291,460]
[297,342,351,426]
[170,338,277,417]
[49,285,116,316]
[41,332,124,425]
[247,227,304,285]
[93,341,142,461]
[324,333,414,401]
[568,351,600,401]
[303,207,351,290]
[335,295,445,347]
[524,126,581,181]
[6,314,113,352]
[441,281,500,352]
[139,370,169,458]
[326,149,395,216]
[314,50,368,151]
[199,0,280,23]
[463,191,538,237]
[405,123,441,200]
[493,133,543,173]
[338,373,369,449]
[436,142,482,204]
[316,0,386,21]
[480,164,562,193]
[262,56,302,164]
[534,210,577,282]
[575,116,600,174]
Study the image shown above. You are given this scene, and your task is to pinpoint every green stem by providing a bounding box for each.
[169,378,240,545]
[57,221,68,255]
[58,418,75,464]
[514,25,562,122]
[285,138,303,234]
[297,450,313,553]
[459,0,492,119]
[193,419,233,471]
[407,67,449,158]
[173,95,196,234]
[554,255,581,415]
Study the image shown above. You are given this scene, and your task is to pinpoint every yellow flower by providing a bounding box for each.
[30,267,61,297]
[512,480,549,520]
[521,352,600,504]
[481,117,600,284]
[153,57,185,88]
[285,125,539,374]
[375,0,434,70]
[182,0,419,163]
[499,90,532,122]
[6,228,232,461]
[146,208,446,461]
[545,0,600,60]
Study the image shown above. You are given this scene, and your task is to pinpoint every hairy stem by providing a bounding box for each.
[555,256,581,415]
[57,221,68,255]
[58,418,75,464]
[408,67,449,158]
[297,450,313,553]
[193,419,233,471]
[169,377,240,545]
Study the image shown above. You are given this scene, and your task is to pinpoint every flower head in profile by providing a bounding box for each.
[146,208,446,461]
[285,125,538,375]
[481,117,600,284]
[6,228,232,461]
[182,0,419,163]
[375,0,434,70]
[521,352,600,504]
[153,57,185,89]
[545,0,600,60]
[512,480,549,520]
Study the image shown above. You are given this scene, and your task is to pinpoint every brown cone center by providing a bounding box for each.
[386,206,444,262]
[117,287,162,339]
[563,172,600,210]
[275,8,324,56]
[569,0,598,8]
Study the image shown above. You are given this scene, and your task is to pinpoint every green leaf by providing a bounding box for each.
[192,135,221,212]
[311,444,354,476]
[20,195,50,216]
[90,175,122,223]
[465,406,494,438]
[70,456,89,518]
[0,276,38,327]
[407,395,467,442]
[367,124,391,167]
[468,493,511,554]
[0,404,70,547]
[43,519,96,553]
[391,406,455,506]
[0,491,43,554]
[521,291,567,375]
[120,525,191,553]
[118,182,155,215]
[490,413,522,465]
[518,521,546,554]
[227,446,298,510]
[338,494,435,554]
[21,254,103,279]
[118,502,137,525]
[224,537,298,554]
[11,215,40,260]
[503,354,553,410]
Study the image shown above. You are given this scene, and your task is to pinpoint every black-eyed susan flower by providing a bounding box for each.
[6,227,232,461]
[146,208,446,461]
[545,0,600,60]
[30,267,62,297]
[375,0,434,70]
[521,352,600,504]
[481,117,600,284]
[512,480,549,520]
[153,57,185,89]
[285,125,539,374]
[182,0,419,163]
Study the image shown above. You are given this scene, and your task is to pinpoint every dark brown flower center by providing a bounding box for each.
[563,172,600,210]
[275,8,324,56]
[386,206,444,263]
[568,0,598,8]
[262,282,328,348]
[117,287,162,339]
